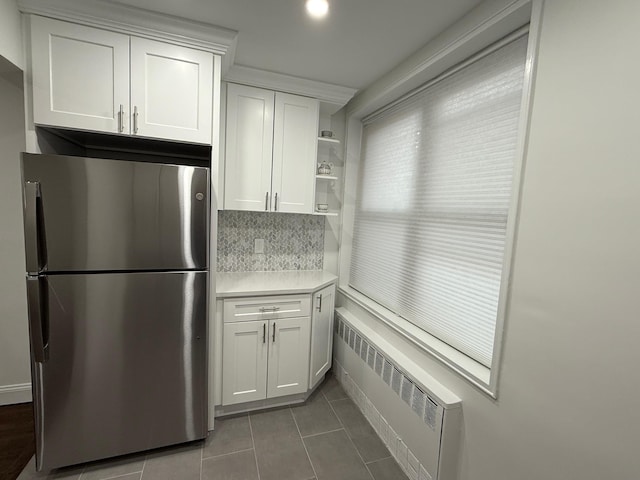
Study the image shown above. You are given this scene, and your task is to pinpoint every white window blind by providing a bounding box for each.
[350,34,528,367]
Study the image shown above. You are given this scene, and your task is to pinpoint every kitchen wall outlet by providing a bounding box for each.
[254,238,265,254]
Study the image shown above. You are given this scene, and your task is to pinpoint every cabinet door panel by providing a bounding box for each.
[224,84,274,211]
[309,285,336,389]
[130,37,213,144]
[31,16,130,133]
[271,93,319,214]
[222,321,268,405]
[267,317,310,399]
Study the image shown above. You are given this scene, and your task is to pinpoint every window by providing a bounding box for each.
[349,34,528,368]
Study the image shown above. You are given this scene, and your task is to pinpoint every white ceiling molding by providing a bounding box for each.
[347,0,532,118]
[18,0,238,68]
[225,65,357,113]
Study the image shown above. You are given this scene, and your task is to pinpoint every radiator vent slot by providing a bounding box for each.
[425,397,439,430]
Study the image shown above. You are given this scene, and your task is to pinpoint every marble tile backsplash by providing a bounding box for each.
[217,211,325,272]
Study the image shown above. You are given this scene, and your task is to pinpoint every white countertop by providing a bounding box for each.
[216,270,338,298]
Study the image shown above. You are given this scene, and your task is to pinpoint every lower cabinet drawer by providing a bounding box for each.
[223,294,311,322]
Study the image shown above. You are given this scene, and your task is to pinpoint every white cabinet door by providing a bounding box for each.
[309,284,336,389]
[31,15,130,134]
[271,93,319,213]
[130,37,213,144]
[222,320,268,405]
[224,84,275,211]
[267,317,311,399]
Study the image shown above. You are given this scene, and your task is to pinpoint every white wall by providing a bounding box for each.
[0,57,30,405]
[337,0,640,478]
[0,0,23,70]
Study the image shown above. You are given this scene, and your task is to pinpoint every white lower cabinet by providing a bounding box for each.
[222,295,312,406]
[222,320,268,405]
[309,284,336,389]
[267,318,310,398]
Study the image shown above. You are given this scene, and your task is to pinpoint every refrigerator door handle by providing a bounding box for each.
[27,277,49,363]
[24,181,47,274]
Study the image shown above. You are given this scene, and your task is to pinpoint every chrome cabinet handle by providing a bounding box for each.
[265,192,269,211]
[272,322,276,343]
[274,193,278,211]
[316,294,323,313]
[27,277,48,363]
[259,306,280,313]
[118,104,124,133]
[133,106,139,134]
[263,323,266,344]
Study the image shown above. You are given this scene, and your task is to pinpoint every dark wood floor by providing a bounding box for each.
[0,403,35,480]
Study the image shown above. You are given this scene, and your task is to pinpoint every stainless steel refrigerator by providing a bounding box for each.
[22,153,209,471]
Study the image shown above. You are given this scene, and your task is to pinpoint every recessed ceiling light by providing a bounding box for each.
[306,0,329,19]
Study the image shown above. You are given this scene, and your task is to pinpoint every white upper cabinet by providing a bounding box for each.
[224,84,275,211]
[130,37,213,144]
[30,16,214,144]
[224,83,319,213]
[272,93,319,214]
[31,15,130,134]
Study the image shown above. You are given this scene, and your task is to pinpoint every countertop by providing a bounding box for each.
[216,270,338,298]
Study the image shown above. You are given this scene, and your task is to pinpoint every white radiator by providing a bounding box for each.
[333,307,462,480]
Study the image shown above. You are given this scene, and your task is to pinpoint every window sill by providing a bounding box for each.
[337,285,496,398]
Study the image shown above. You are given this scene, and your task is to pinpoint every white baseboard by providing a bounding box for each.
[333,360,433,480]
[0,383,32,405]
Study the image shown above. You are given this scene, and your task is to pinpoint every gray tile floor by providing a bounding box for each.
[18,375,408,480]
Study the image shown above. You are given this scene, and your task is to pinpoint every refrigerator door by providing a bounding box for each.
[31,271,208,471]
[22,153,209,272]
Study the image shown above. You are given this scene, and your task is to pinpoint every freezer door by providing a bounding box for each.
[22,153,209,272]
[31,271,208,471]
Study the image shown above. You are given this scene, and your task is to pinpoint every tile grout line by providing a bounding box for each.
[323,388,376,480]
[77,458,145,480]
[362,460,377,480]
[96,472,144,480]
[140,452,147,480]
[326,395,349,404]
[199,436,204,480]
[290,406,320,480]
[77,459,87,480]
[247,413,261,480]
[365,455,392,465]
[300,426,345,439]
[202,447,255,461]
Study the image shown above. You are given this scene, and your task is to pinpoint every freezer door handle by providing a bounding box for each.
[24,182,47,274]
[27,277,49,363]
[24,182,40,273]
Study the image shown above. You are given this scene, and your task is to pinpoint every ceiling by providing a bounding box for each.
[108,0,483,92]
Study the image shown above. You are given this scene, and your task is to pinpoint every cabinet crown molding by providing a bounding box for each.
[18,0,238,59]
[225,65,357,114]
